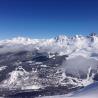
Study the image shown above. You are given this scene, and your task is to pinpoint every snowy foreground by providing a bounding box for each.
[37,82,98,98]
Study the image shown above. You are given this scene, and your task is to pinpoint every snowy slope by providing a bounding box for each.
[36,82,98,98]
[72,82,98,97]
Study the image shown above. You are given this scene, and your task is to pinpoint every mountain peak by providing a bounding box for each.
[89,32,97,37]
[55,35,68,42]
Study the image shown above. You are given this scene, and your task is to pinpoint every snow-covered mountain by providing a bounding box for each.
[0,33,98,55]
[0,33,98,97]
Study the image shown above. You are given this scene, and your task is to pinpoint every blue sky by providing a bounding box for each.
[0,0,98,39]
